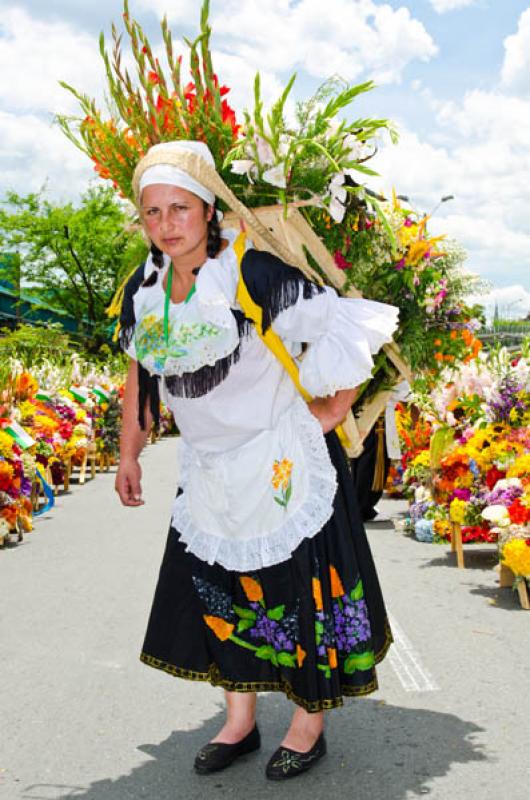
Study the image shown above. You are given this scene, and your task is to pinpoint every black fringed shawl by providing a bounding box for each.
[119,248,324,426]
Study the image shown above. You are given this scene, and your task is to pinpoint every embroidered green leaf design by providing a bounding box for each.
[233,605,257,621]
[274,497,286,507]
[237,618,255,633]
[317,663,331,679]
[350,580,364,601]
[344,650,375,674]
[315,621,324,634]
[277,651,297,668]
[285,482,292,504]
[267,604,285,621]
[255,645,278,664]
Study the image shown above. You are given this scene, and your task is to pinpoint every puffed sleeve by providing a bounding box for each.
[273,286,399,396]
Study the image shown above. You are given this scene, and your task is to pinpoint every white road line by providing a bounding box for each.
[386,614,440,692]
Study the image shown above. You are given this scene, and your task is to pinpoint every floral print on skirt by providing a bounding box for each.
[140,432,392,712]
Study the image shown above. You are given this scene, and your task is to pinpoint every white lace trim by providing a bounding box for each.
[171,401,338,570]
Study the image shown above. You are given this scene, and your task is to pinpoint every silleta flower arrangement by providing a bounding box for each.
[57,0,482,409]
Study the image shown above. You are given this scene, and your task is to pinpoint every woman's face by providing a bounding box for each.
[141,184,213,263]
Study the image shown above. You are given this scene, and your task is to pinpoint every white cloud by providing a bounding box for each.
[0,111,93,199]
[502,7,530,96]
[467,285,530,321]
[370,85,530,288]
[429,0,476,12]
[0,7,104,115]
[165,0,437,85]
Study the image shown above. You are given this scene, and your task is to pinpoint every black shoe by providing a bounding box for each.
[265,733,326,781]
[194,726,261,774]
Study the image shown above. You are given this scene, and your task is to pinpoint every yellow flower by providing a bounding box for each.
[0,431,15,459]
[240,576,263,602]
[507,455,530,479]
[501,539,530,578]
[272,458,293,491]
[203,615,235,641]
[449,498,467,524]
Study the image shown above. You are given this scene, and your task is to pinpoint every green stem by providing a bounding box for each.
[229,635,259,652]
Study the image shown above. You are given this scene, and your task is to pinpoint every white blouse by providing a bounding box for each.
[125,229,399,570]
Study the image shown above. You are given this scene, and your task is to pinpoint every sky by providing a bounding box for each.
[1,0,529,319]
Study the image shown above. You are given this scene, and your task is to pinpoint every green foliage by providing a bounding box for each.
[0,323,71,363]
[0,185,146,349]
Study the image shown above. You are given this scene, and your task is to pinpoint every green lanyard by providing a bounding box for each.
[163,267,196,345]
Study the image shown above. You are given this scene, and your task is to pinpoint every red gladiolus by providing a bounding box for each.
[148,71,160,85]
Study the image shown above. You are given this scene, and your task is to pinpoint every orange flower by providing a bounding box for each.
[312,577,323,610]
[327,648,338,669]
[203,615,234,641]
[296,644,306,667]
[450,330,457,340]
[434,338,442,346]
[329,565,345,598]
[434,352,444,361]
[240,576,263,602]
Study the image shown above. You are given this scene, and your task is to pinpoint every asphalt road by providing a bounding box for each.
[1,436,529,800]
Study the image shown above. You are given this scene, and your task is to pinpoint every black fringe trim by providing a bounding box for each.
[163,311,253,399]
[240,249,324,333]
[118,262,147,352]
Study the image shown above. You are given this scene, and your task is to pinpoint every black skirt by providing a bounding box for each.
[140,432,392,712]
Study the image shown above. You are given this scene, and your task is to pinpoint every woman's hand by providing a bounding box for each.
[308,388,359,433]
[115,456,145,507]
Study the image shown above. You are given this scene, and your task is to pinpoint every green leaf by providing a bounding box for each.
[344,651,375,674]
[255,645,277,662]
[315,621,324,634]
[350,580,364,601]
[232,605,257,621]
[317,663,331,679]
[237,618,255,633]
[285,482,292,504]
[277,651,297,668]
[274,497,286,507]
[267,604,286,621]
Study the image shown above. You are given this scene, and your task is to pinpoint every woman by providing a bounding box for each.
[115,139,399,780]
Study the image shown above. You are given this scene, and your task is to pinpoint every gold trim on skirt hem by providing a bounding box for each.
[139,621,393,714]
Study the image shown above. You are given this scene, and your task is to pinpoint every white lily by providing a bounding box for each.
[328,172,347,222]
[230,159,257,183]
[262,164,287,188]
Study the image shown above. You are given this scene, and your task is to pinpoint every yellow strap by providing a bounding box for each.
[234,231,351,449]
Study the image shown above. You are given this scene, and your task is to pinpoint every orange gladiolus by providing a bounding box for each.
[296,644,307,667]
[327,648,338,669]
[312,577,323,610]
[203,615,234,641]
[240,576,263,602]
[329,565,345,598]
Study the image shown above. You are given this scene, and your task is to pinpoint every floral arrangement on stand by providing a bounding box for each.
[398,341,530,592]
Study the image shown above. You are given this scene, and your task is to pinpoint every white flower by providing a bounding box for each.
[262,164,287,188]
[493,478,523,491]
[327,173,347,222]
[230,159,257,183]
[254,135,274,166]
[481,505,511,526]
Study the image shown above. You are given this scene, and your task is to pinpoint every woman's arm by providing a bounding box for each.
[308,387,359,434]
[114,359,153,506]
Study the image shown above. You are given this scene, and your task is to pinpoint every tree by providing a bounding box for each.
[0,185,147,350]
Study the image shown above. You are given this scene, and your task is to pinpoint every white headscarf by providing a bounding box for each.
[138,140,216,206]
